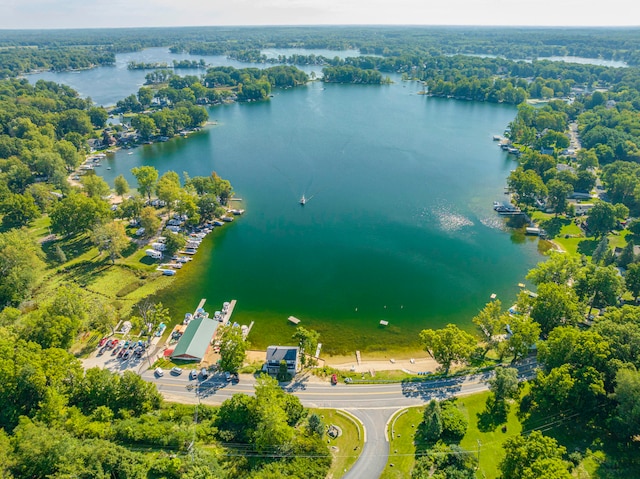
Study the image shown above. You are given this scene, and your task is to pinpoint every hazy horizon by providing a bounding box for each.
[0,0,638,30]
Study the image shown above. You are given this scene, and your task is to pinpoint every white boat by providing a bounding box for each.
[300,195,306,205]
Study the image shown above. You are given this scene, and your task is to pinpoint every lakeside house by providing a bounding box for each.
[264,346,300,376]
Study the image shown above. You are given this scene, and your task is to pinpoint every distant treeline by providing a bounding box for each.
[0,26,639,78]
[0,46,114,79]
[127,59,207,70]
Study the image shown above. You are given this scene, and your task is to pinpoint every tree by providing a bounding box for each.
[440,401,468,441]
[617,240,635,268]
[215,393,257,442]
[252,374,297,452]
[505,315,540,362]
[611,368,640,439]
[526,251,580,286]
[488,367,519,402]
[500,431,569,479]
[114,175,129,197]
[422,399,443,442]
[139,207,160,239]
[21,312,79,350]
[412,442,477,479]
[0,229,45,307]
[118,195,144,220]
[132,115,157,141]
[176,191,199,225]
[592,236,610,264]
[625,263,640,300]
[507,168,547,207]
[218,325,248,373]
[197,194,225,223]
[546,179,573,216]
[91,221,129,263]
[49,193,111,236]
[530,282,580,336]
[87,107,108,128]
[156,171,181,215]
[420,324,476,372]
[292,326,320,368]
[0,193,40,228]
[473,300,509,356]
[575,264,624,316]
[306,413,324,437]
[131,166,158,201]
[162,230,186,257]
[82,174,111,198]
[587,202,628,238]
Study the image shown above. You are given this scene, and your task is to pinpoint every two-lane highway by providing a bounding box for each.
[142,357,538,479]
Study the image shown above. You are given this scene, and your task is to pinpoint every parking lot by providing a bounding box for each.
[83,335,163,374]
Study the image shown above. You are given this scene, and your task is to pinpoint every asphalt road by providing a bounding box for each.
[143,357,538,479]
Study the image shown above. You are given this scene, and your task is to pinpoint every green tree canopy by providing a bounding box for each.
[131,165,158,201]
[419,324,476,372]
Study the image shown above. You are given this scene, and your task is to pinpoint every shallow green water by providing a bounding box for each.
[98,80,542,354]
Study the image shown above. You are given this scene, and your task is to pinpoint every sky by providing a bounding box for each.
[0,0,638,29]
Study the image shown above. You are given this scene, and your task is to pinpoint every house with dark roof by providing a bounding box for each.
[265,346,299,376]
[171,316,218,362]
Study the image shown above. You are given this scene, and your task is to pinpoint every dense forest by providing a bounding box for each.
[1,26,640,478]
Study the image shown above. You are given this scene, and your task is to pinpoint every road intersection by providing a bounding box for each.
[142,357,537,478]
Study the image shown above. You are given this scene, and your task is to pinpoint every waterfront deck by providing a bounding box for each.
[288,316,301,325]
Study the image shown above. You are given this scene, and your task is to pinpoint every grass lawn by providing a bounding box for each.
[381,391,523,479]
[309,408,364,479]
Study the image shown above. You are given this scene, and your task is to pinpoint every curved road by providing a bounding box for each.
[143,358,537,478]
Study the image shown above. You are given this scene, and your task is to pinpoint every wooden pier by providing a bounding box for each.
[221,299,237,326]
[379,320,389,326]
[356,350,361,366]
[288,316,301,325]
[195,298,206,314]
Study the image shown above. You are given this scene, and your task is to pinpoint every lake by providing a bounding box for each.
[30,49,544,354]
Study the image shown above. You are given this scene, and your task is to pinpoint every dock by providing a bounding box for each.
[288,316,301,325]
[314,342,322,358]
[490,293,497,299]
[243,320,254,340]
[195,298,206,314]
[379,320,389,326]
[221,299,237,326]
[356,350,361,366]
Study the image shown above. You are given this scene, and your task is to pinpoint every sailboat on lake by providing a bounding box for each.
[299,195,306,205]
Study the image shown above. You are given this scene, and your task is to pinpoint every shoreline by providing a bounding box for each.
[246,348,440,374]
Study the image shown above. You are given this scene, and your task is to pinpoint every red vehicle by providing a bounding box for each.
[331,374,338,385]
[108,339,119,349]
[98,337,108,347]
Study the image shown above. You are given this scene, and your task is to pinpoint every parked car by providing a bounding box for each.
[155,368,164,377]
[230,372,239,383]
[331,374,338,385]
[111,345,121,356]
[98,337,108,347]
[189,369,198,380]
[171,367,183,376]
[200,368,209,380]
[225,371,231,381]
[117,348,125,358]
